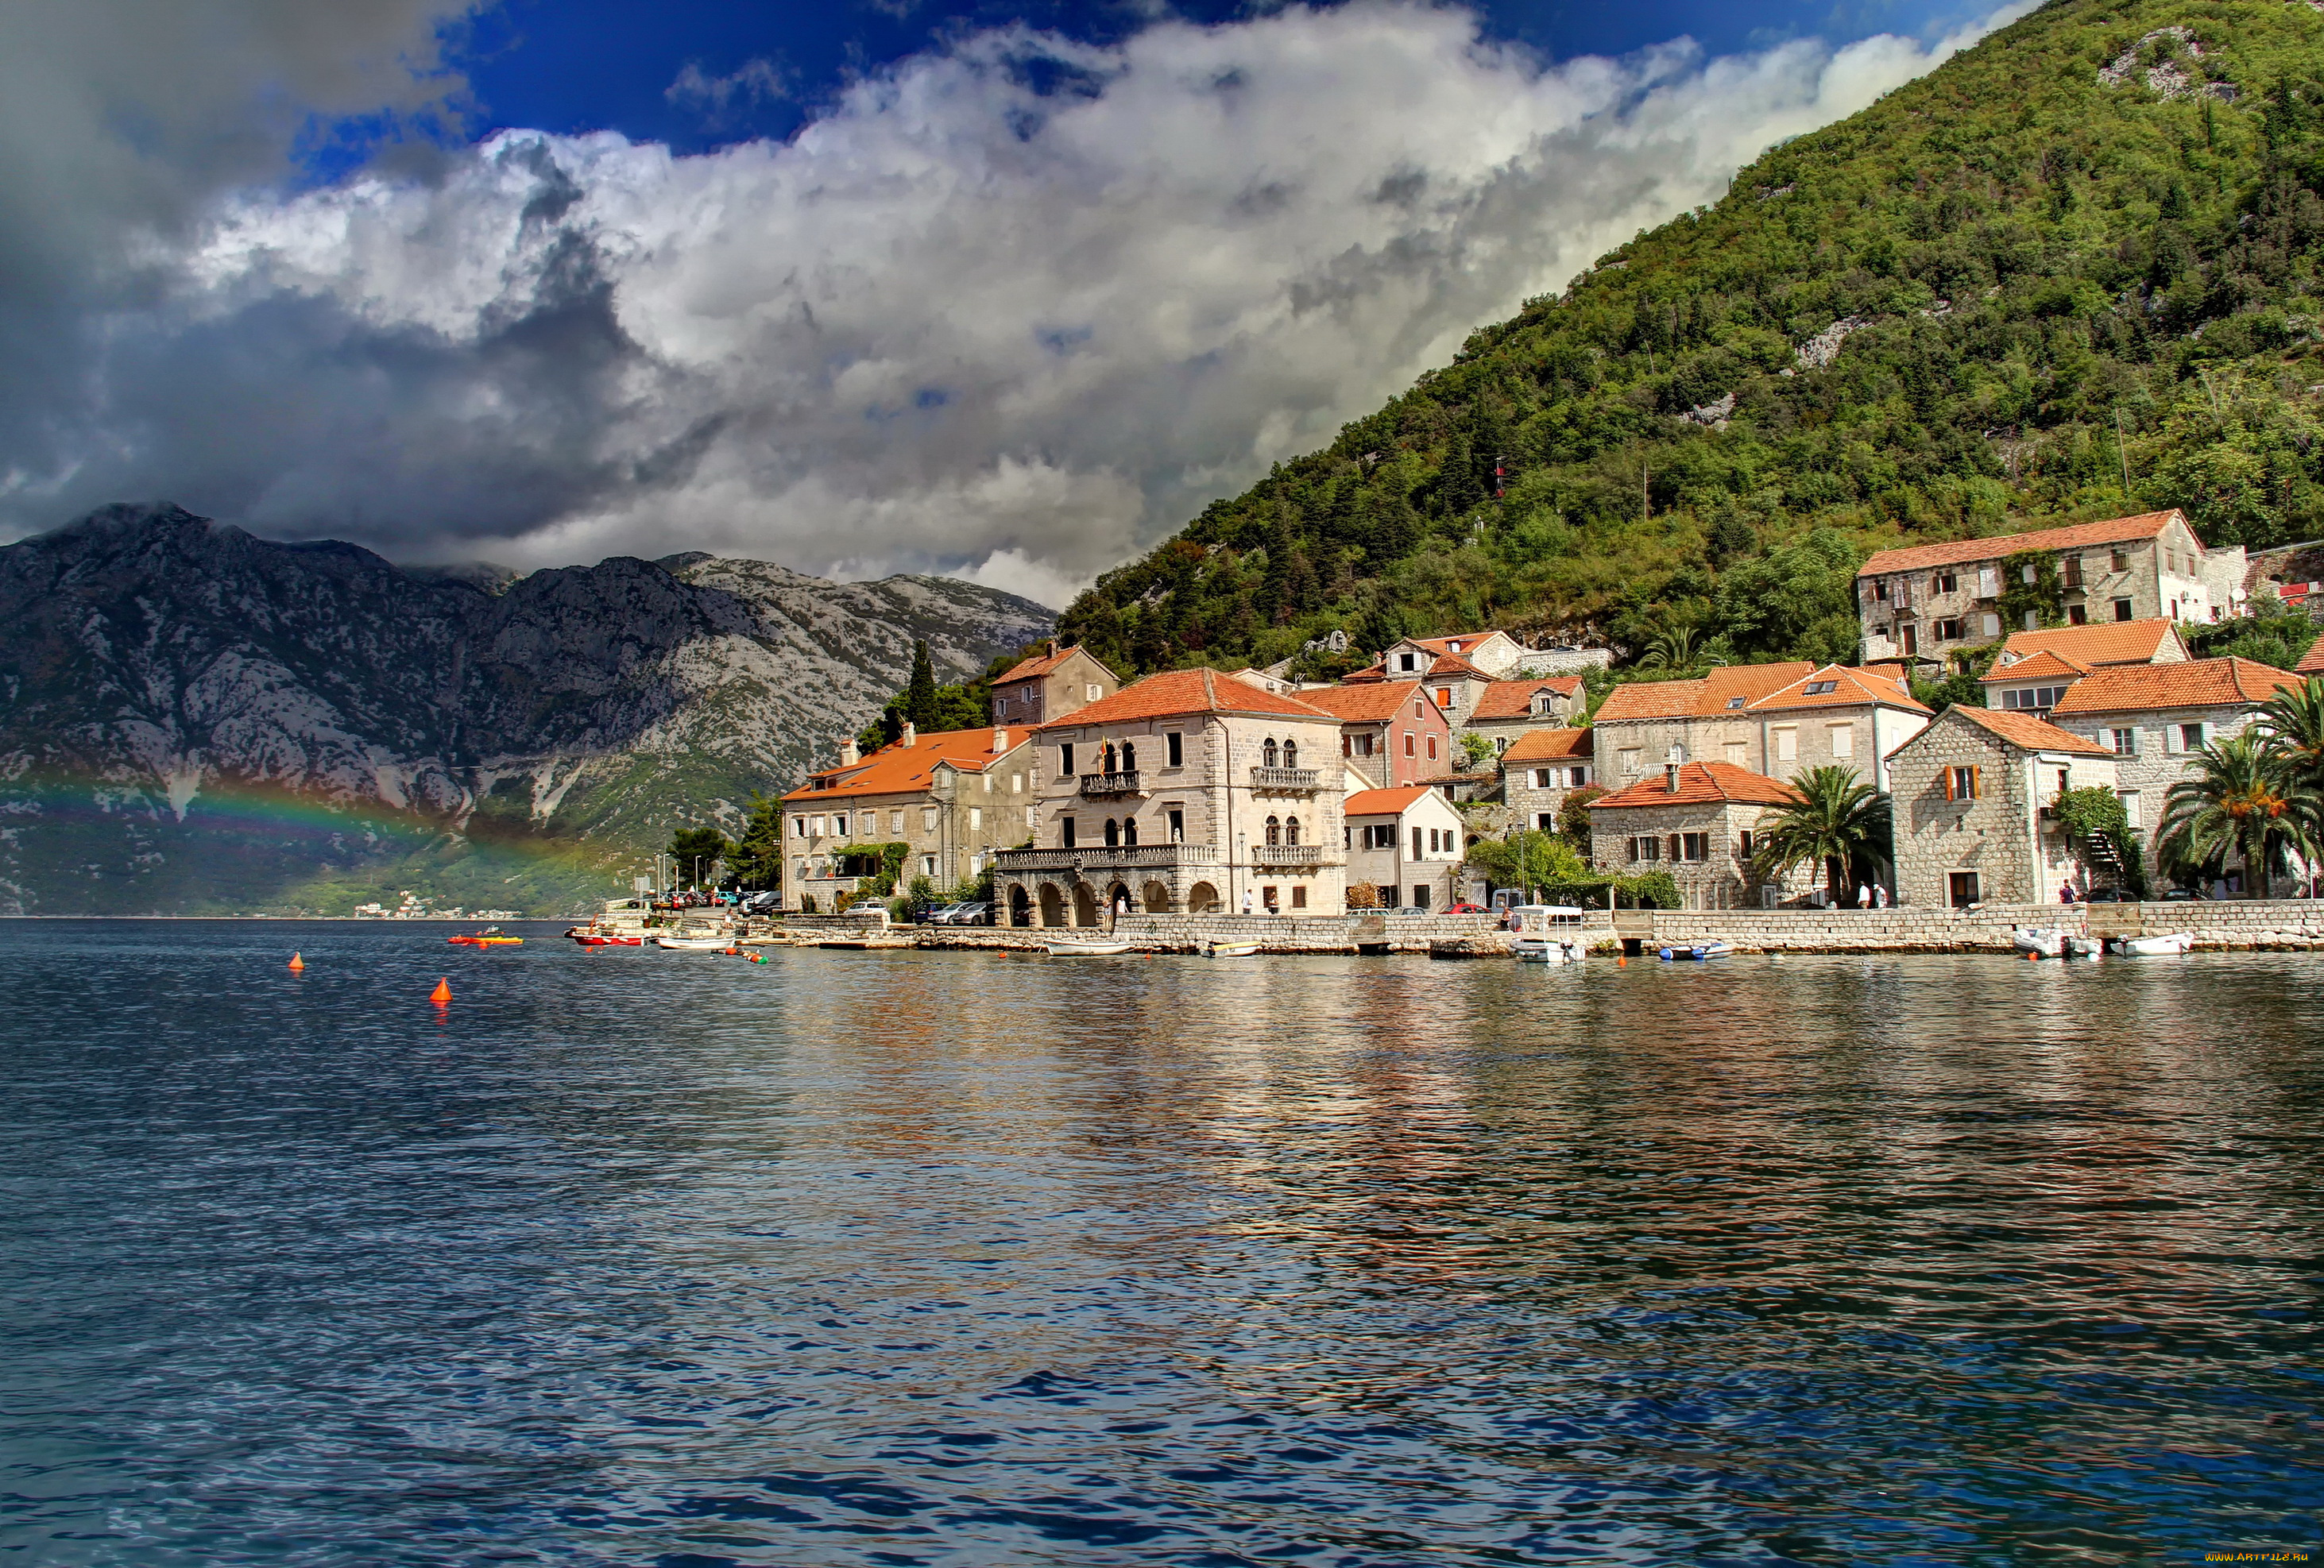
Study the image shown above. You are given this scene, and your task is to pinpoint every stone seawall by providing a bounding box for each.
[910,913,1520,953]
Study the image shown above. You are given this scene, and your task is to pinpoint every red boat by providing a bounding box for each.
[565,928,644,946]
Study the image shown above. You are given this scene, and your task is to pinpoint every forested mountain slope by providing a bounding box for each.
[1058,0,2324,679]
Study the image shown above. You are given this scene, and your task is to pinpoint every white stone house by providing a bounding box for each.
[781,725,1038,912]
[1342,786,1467,912]
[1500,728,1595,832]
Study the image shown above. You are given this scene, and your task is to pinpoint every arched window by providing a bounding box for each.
[1263,738,1280,768]
[1286,815,1301,846]
[1101,743,1116,773]
[1282,740,1297,769]
[1104,817,1119,848]
[1120,741,1135,771]
[1265,814,1282,846]
[1123,817,1139,847]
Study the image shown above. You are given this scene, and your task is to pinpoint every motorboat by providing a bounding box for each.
[1657,940,1734,961]
[2063,934,2102,958]
[448,927,523,947]
[1513,937,1583,964]
[655,933,734,951]
[2011,926,2067,959]
[1205,941,1261,957]
[565,928,643,946]
[1509,905,1590,964]
[2111,931,2196,956]
[1046,940,1135,956]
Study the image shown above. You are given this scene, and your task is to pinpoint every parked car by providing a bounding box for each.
[2160,886,2210,902]
[1446,901,1486,914]
[740,890,781,915]
[920,902,965,925]
[947,902,995,925]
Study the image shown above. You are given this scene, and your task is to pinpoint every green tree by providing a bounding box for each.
[1556,784,1606,855]
[1465,830,1587,898]
[667,826,734,890]
[1746,766,1892,902]
[1456,731,1497,768]
[2156,733,2319,897]
[903,639,940,729]
[725,794,786,890]
[2257,675,2324,787]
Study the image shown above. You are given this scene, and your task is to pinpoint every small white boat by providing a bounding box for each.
[2063,934,2102,958]
[2011,926,2066,959]
[1046,940,1135,956]
[2113,930,2195,956]
[1513,937,1583,964]
[655,935,733,951]
[1205,941,1260,958]
[1657,940,1734,961]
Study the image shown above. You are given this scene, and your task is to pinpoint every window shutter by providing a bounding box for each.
[1943,769,1955,802]
[1970,765,1982,800]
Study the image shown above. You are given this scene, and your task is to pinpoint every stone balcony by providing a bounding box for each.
[1249,767,1322,792]
[1252,842,1336,866]
[996,843,1219,874]
[1077,770,1143,798]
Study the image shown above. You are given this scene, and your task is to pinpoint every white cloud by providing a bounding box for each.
[3,0,2036,607]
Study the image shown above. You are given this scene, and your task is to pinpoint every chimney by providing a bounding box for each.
[902,721,917,747]
[1665,743,1684,794]
[840,737,860,767]
[992,726,1009,754]
[1048,638,1058,657]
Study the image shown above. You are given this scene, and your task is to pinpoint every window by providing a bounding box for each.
[1804,679,1838,695]
[2110,728,2137,755]
[1775,728,1798,763]
[2113,599,2133,622]
[1060,742,1076,775]
[1123,817,1139,846]
[1291,886,1307,910]
[1354,733,1374,756]
[889,809,904,833]
[1726,696,1746,709]
[1944,765,1982,801]
[1425,735,1439,762]
[1738,829,1755,861]
[1874,579,1890,601]
[2067,604,2087,625]
[1830,724,1854,758]
[1537,813,1556,831]
[1531,693,1556,716]
[1398,652,1418,672]
[812,815,826,836]
[922,807,938,832]
[1412,826,1424,858]
[2119,789,2142,829]
[1283,740,1297,769]
[1121,741,1136,771]
[793,817,808,838]
[1618,747,1642,775]
[1168,809,1184,842]
[2111,548,2129,571]
[1570,767,1588,787]
[1724,741,1749,766]
[1435,687,1454,708]
[1286,816,1301,846]
[1363,824,1396,849]
[1949,871,1981,909]
[1534,769,1554,789]
[1404,732,1416,757]
[921,855,938,878]
[1978,567,1999,597]
[1627,835,1661,863]
[1263,738,1280,768]
[969,807,982,829]
[1265,814,1282,846]
[2021,563,2037,585]
[1901,624,1920,656]
[2062,556,2084,589]
[1086,683,1102,701]
[2163,550,2175,575]
[1166,731,1182,767]
[2001,686,2066,711]
[2021,611,2039,630]
[2178,722,2206,751]
[1011,773,1023,794]
[1934,571,1958,593]
[1062,817,1077,848]
[834,813,850,836]
[1680,833,1709,862]
[1934,618,1964,640]
[1980,613,2001,638]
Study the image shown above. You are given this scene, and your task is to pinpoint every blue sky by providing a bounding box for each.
[450,0,1996,154]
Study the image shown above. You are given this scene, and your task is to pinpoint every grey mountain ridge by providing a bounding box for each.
[0,503,1053,913]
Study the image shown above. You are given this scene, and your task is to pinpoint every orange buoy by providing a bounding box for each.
[429,977,453,1004]
[2026,950,2039,962]
[288,952,304,971]
[1617,954,1627,967]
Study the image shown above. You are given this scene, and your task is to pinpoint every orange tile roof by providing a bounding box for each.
[783,726,1019,803]
[1592,662,1817,723]
[1344,785,1440,816]
[1471,678,1584,720]
[993,643,1086,686]
[1980,648,2091,684]
[1498,727,1594,763]
[1409,632,1506,657]
[1747,664,1929,713]
[2048,656,2305,716]
[1427,652,1493,680]
[1997,617,2182,666]
[2299,633,2324,676]
[1946,705,2114,755]
[1033,667,1332,730]
[1587,761,1800,810]
[1857,510,2184,577]
[1297,679,1434,722]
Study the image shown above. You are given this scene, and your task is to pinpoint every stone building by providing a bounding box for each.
[2046,656,2306,886]
[781,725,1038,911]
[2299,633,2324,677]
[1342,785,1468,912]
[1464,677,1588,755]
[1500,728,1595,832]
[992,669,1348,927]
[1980,618,2191,715]
[1856,509,2240,665]
[1297,680,1456,788]
[1884,706,2118,909]
[1587,760,1804,910]
[988,643,1118,728]
[1591,662,1927,790]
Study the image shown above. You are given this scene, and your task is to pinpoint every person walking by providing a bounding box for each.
[1856,881,1871,910]
[1874,883,1889,910]
[2059,880,2076,905]
[1241,886,1254,916]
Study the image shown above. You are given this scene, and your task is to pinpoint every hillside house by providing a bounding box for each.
[1342,786,1467,912]
[1465,677,1588,754]
[993,669,1348,926]
[1885,706,2119,908]
[1591,662,1927,790]
[782,725,1038,912]
[1587,760,1804,910]
[988,643,1118,728]
[1297,681,1456,788]
[1500,728,1595,832]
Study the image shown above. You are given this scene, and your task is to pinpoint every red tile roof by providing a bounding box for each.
[1947,705,2114,755]
[1297,679,1435,722]
[1409,632,1506,658]
[1858,511,2185,577]
[1344,785,1440,816]
[994,643,1085,686]
[1997,617,2183,667]
[1427,652,1493,680]
[2299,633,2324,676]
[1034,667,1332,730]
[783,726,1020,803]
[1747,664,1928,713]
[2048,657,2305,716]
[1471,677,1584,720]
[1980,648,2091,684]
[1593,662,1818,723]
[1498,727,1594,763]
[1587,760,1800,810]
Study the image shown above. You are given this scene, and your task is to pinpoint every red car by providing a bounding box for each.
[1447,902,1487,914]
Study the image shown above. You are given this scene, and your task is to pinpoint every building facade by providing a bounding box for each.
[1589,662,1927,791]
[781,725,1038,911]
[1884,706,2119,908]
[1343,786,1467,911]
[992,669,1349,926]
[1465,678,1588,754]
[1857,509,2237,665]
[1499,728,1595,832]
[988,643,1119,728]
[1297,680,1456,788]
[1587,760,1804,910]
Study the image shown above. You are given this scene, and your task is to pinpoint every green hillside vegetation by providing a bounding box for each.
[1057,0,2324,680]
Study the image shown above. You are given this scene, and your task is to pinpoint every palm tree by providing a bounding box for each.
[1637,625,1703,673]
[2156,732,2320,898]
[2257,675,2324,786]
[1747,766,1892,903]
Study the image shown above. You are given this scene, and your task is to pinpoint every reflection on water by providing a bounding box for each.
[1,922,2319,1566]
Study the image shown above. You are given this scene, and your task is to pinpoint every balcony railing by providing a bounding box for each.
[1249,767,1322,791]
[996,844,1218,873]
[1078,770,1143,797]
[1252,842,1334,864]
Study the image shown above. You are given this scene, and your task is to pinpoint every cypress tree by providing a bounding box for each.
[903,640,938,729]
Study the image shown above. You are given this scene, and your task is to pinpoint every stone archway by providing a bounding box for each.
[1010,886,1031,927]
[1187,881,1221,914]
[1038,883,1065,927]
[1073,882,1099,927]
[1107,882,1133,923]
[1141,879,1172,913]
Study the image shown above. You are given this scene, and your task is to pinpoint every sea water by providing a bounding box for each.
[1,921,2318,1566]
